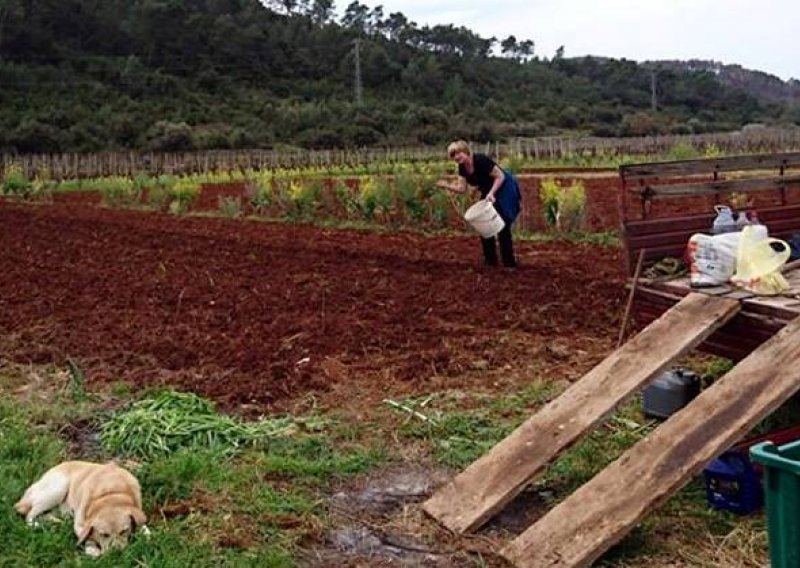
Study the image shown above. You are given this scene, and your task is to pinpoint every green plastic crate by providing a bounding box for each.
[750,440,800,568]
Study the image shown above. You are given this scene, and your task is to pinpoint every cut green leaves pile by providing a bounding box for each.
[101,391,324,459]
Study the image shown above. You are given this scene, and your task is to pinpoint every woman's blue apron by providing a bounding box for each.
[492,169,521,225]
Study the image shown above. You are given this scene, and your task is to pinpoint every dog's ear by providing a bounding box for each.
[130,508,147,530]
[78,524,94,545]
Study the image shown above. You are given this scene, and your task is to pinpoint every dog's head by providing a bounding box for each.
[78,506,146,556]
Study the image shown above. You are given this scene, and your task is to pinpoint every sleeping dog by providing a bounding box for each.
[15,461,146,556]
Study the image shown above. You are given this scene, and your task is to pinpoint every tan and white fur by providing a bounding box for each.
[14,461,146,556]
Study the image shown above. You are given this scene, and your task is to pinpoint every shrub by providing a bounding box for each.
[430,191,450,228]
[144,120,195,152]
[359,177,378,221]
[539,178,561,228]
[667,141,698,161]
[29,167,55,201]
[539,178,587,233]
[703,143,722,159]
[372,176,395,223]
[500,154,525,175]
[333,178,359,219]
[247,173,273,215]
[168,179,199,215]
[396,172,425,223]
[1,163,32,197]
[251,186,272,214]
[101,176,140,207]
[146,176,176,211]
[556,180,587,233]
[218,195,242,218]
[287,178,321,220]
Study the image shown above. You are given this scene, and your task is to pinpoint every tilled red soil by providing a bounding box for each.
[0,200,626,412]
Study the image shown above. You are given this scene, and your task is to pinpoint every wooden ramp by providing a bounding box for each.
[423,293,740,534]
[502,313,800,568]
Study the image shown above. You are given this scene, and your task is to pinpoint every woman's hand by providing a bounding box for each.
[485,192,496,203]
[437,178,467,194]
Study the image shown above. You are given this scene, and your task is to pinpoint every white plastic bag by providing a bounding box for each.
[686,232,740,287]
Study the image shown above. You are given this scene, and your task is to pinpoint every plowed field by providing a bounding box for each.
[1,197,627,413]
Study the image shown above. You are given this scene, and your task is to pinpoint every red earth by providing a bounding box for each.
[0,194,627,414]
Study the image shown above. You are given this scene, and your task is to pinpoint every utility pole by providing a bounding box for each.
[353,38,363,107]
[650,67,657,112]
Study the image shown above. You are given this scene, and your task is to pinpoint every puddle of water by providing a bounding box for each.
[332,467,450,515]
[319,526,452,567]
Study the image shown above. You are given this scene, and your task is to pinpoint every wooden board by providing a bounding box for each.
[422,293,740,534]
[633,288,782,362]
[624,204,800,237]
[502,314,800,568]
[622,204,800,271]
[620,152,800,180]
[634,175,800,199]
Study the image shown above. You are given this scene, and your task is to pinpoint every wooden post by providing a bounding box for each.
[617,248,646,347]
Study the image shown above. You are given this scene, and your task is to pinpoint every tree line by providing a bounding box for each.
[0,0,797,154]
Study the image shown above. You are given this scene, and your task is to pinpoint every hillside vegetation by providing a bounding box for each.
[1,0,799,153]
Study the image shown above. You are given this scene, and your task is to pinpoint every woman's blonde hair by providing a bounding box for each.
[447,140,471,158]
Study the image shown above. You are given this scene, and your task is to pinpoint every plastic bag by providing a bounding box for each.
[687,232,740,287]
[730,225,790,295]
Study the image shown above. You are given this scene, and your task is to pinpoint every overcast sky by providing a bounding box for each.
[346,0,798,81]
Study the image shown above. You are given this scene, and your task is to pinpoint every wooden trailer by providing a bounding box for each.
[620,151,800,360]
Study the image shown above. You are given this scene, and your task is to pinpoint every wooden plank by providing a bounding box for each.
[633,290,787,361]
[634,175,800,199]
[620,152,800,180]
[641,278,800,321]
[624,214,712,237]
[501,314,800,568]
[625,224,800,266]
[422,293,740,534]
[627,229,704,250]
[624,203,800,238]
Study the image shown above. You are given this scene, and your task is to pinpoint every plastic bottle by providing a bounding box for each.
[736,210,749,230]
[711,205,737,234]
[749,210,768,240]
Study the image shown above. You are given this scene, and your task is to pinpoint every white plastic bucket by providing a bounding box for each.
[464,200,505,238]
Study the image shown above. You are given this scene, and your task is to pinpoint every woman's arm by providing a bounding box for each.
[435,177,468,194]
[484,166,505,202]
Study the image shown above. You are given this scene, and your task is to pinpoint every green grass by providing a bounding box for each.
[386,386,770,565]
[1,357,778,567]
[390,387,561,469]
[0,378,384,568]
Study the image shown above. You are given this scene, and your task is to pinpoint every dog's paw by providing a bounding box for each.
[139,525,152,538]
[14,499,32,516]
[84,543,102,557]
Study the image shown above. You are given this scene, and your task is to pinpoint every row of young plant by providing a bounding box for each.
[2,138,723,196]
[0,165,202,215]
[2,161,589,233]
[0,161,462,227]
[243,169,468,229]
[219,169,588,234]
